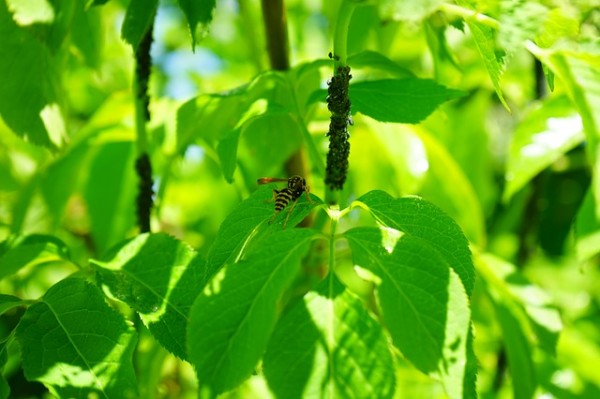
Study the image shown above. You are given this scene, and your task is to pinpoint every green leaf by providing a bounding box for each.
[0,1,66,149]
[205,184,320,281]
[455,0,509,111]
[216,129,241,183]
[177,0,216,49]
[15,278,138,398]
[355,190,475,296]
[348,50,415,78]
[187,228,319,395]
[0,294,25,316]
[344,227,473,399]
[351,79,464,124]
[264,274,396,398]
[504,95,584,202]
[477,253,562,356]
[0,342,9,399]
[0,234,70,280]
[575,188,600,261]
[121,0,158,49]
[495,302,536,399]
[92,233,205,360]
[84,140,137,254]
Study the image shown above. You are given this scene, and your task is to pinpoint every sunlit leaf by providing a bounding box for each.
[0,1,66,149]
[526,43,600,216]
[379,0,443,22]
[355,190,475,296]
[345,227,473,399]
[351,78,464,123]
[504,95,584,202]
[92,233,205,360]
[498,0,547,54]
[477,253,562,355]
[15,278,138,398]
[455,0,509,111]
[187,228,319,395]
[264,274,395,398]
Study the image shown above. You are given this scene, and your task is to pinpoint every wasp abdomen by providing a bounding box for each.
[274,188,295,212]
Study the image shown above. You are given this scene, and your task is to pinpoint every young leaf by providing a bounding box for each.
[121,0,158,49]
[187,228,319,395]
[454,0,509,111]
[264,274,395,399]
[205,184,319,280]
[504,96,584,202]
[344,227,472,399]
[0,235,71,281]
[355,190,475,296]
[351,79,464,124]
[177,0,216,49]
[92,233,205,360]
[498,0,547,54]
[15,278,138,398]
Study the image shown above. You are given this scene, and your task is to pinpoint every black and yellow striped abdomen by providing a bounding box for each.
[274,188,297,212]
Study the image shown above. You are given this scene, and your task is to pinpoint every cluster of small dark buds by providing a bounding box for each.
[325,60,352,191]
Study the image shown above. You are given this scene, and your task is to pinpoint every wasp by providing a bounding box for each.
[257,175,312,228]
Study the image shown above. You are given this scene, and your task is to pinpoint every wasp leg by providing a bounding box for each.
[282,198,300,229]
[304,186,315,204]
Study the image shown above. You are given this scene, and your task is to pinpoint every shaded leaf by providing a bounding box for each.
[348,50,414,78]
[264,274,395,399]
[177,0,216,49]
[0,235,70,280]
[84,140,137,254]
[355,190,475,296]
[504,95,584,202]
[187,228,319,395]
[495,302,536,399]
[344,227,472,399]
[0,294,24,316]
[121,0,158,49]
[351,79,464,123]
[15,278,138,398]
[92,233,205,360]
